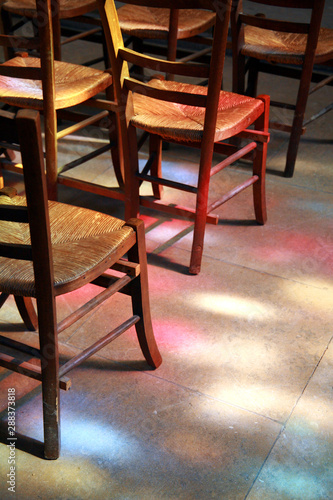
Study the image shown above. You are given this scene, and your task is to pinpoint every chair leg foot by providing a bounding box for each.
[42,387,60,460]
[189,243,204,275]
[189,264,201,275]
[283,162,295,178]
[126,219,162,369]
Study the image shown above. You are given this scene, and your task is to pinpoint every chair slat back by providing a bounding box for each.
[233,0,325,34]
[97,0,231,140]
[0,109,55,294]
[243,0,316,8]
[118,47,211,79]
[232,0,325,67]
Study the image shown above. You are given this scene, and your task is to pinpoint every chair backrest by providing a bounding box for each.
[0,0,57,112]
[0,109,55,302]
[96,0,232,145]
[231,0,325,65]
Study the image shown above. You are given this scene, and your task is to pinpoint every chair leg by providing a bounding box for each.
[45,108,58,201]
[0,9,14,60]
[37,300,60,459]
[125,124,140,220]
[253,95,269,224]
[104,84,125,188]
[126,219,162,369]
[109,111,125,189]
[246,58,260,97]
[14,296,38,331]
[189,155,212,275]
[232,52,246,95]
[131,38,145,79]
[166,9,178,81]
[284,107,307,178]
[284,48,315,178]
[149,134,163,199]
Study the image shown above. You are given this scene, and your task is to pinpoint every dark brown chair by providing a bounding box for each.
[117,5,215,77]
[231,0,333,177]
[0,0,102,63]
[0,108,161,459]
[96,0,270,275]
[0,0,123,201]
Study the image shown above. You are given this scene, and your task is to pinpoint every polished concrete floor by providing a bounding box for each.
[1,11,333,500]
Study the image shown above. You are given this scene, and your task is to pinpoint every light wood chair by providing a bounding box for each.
[0,0,102,63]
[0,108,162,459]
[96,0,270,275]
[231,0,333,177]
[0,0,124,201]
[117,5,215,78]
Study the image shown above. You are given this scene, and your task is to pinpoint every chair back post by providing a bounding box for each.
[96,0,136,217]
[50,0,62,60]
[97,0,132,113]
[16,108,60,458]
[0,108,60,456]
[167,9,179,59]
[16,109,55,298]
[36,0,58,198]
[201,0,231,151]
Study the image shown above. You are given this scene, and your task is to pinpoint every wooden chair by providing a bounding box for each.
[117,5,216,78]
[231,0,333,177]
[96,0,270,275]
[0,0,102,63]
[0,0,123,201]
[0,108,162,459]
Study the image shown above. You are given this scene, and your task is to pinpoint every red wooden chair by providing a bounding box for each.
[231,0,333,177]
[96,0,270,275]
[0,108,161,459]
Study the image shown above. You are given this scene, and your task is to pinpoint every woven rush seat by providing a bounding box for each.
[132,79,264,142]
[243,26,333,65]
[0,196,134,296]
[117,5,215,39]
[0,57,112,110]
[2,0,96,18]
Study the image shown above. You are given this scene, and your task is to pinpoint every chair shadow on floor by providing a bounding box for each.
[0,422,45,459]
[143,213,259,275]
[0,342,153,459]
